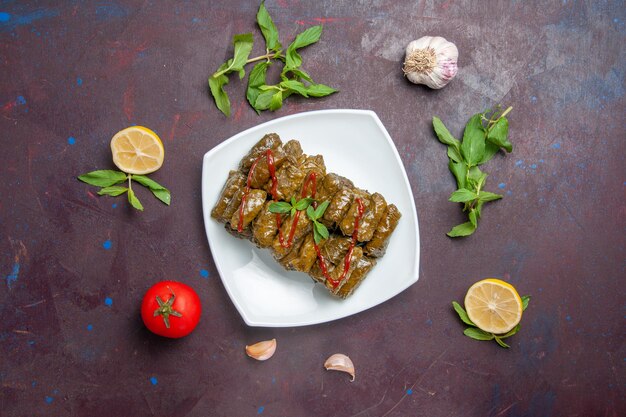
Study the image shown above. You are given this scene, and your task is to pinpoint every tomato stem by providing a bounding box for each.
[153,287,183,328]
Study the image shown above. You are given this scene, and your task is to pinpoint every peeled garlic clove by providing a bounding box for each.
[245,338,276,361]
[403,35,458,89]
[323,353,355,381]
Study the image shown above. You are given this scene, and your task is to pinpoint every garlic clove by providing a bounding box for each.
[403,35,458,89]
[245,338,277,361]
[323,353,355,381]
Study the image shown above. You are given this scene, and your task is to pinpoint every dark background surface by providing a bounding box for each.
[1,1,624,416]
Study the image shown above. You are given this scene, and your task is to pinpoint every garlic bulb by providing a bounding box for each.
[323,353,355,381]
[245,338,276,361]
[403,36,458,89]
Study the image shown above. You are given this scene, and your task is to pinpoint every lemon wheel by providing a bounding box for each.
[464,278,523,334]
[111,126,164,175]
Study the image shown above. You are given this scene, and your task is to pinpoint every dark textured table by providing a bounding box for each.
[1,1,624,416]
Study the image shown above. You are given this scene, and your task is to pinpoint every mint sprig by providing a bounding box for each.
[78,170,170,211]
[269,196,314,217]
[306,201,330,244]
[452,295,530,349]
[208,1,337,116]
[433,106,513,237]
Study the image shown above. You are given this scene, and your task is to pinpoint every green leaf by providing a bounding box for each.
[132,175,170,205]
[128,188,144,211]
[449,188,477,203]
[469,208,478,227]
[478,191,503,203]
[313,224,322,244]
[291,196,297,206]
[280,79,309,97]
[256,1,281,52]
[285,25,323,70]
[254,89,275,111]
[499,324,520,339]
[475,201,484,218]
[452,301,475,326]
[209,62,231,116]
[487,117,512,152]
[78,170,127,187]
[269,201,292,214]
[305,83,337,97]
[460,114,486,167]
[447,222,476,238]
[313,200,330,220]
[447,146,463,163]
[314,220,329,240]
[294,198,313,211]
[433,117,461,150]
[246,62,270,113]
[285,67,314,82]
[98,186,128,197]
[467,166,486,187]
[269,91,283,111]
[464,327,494,341]
[290,207,296,217]
[231,33,254,76]
[306,205,316,220]
[479,142,500,165]
[521,295,531,311]
[494,336,510,348]
[151,189,171,205]
[448,160,467,189]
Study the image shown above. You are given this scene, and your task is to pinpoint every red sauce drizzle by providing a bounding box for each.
[277,171,317,248]
[238,149,278,232]
[314,197,364,290]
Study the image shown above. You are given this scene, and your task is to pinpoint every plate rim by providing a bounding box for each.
[201,109,420,327]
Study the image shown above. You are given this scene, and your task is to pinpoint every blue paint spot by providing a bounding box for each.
[200,269,209,278]
[102,240,112,250]
[271,376,276,384]
[426,318,432,326]
[149,376,158,385]
[16,95,26,105]
[6,263,20,289]
[614,18,619,23]
[530,164,537,169]
[498,183,506,189]
[112,203,117,208]
[32,381,37,387]
[53,389,59,394]
[0,9,60,32]
[530,96,537,103]
[45,396,53,404]
[539,159,544,163]
[407,388,413,395]
[506,190,512,196]
[515,160,523,167]
[104,297,113,306]
[192,17,200,23]
[257,406,265,414]
[28,340,35,346]
[67,136,76,145]
[566,315,571,321]
[76,77,83,86]
[0,12,10,22]
[87,324,93,331]
[96,4,128,20]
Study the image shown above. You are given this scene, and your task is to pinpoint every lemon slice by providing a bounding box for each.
[464,278,523,334]
[111,126,164,175]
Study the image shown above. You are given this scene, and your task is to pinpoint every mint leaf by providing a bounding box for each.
[294,198,313,211]
[499,324,521,339]
[128,188,144,211]
[314,220,329,240]
[280,79,309,97]
[98,186,128,197]
[269,91,283,111]
[246,62,270,113]
[269,201,292,214]
[448,160,467,189]
[478,191,503,203]
[209,62,231,116]
[256,1,281,52]
[313,223,322,244]
[285,67,313,82]
[306,205,316,221]
[313,200,330,220]
[78,170,127,187]
[487,117,512,152]
[254,89,275,110]
[468,208,478,227]
[231,33,254,77]
[447,222,476,237]
[494,336,510,348]
[449,188,477,203]
[433,117,461,150]
[460,114,486,167]
[447,146,463,163]
[479,142,500,165]
[305,83,337,97]
[285,25,322,70]
[521,295,530,311]
[151,189,171,205]
[464,327,494,341]
[452,301,475,326]
[132,175,170,205]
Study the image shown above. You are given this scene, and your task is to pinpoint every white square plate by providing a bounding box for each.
[201,110,419,327]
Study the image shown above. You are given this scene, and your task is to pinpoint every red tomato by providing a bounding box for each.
[141,281,201,338]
